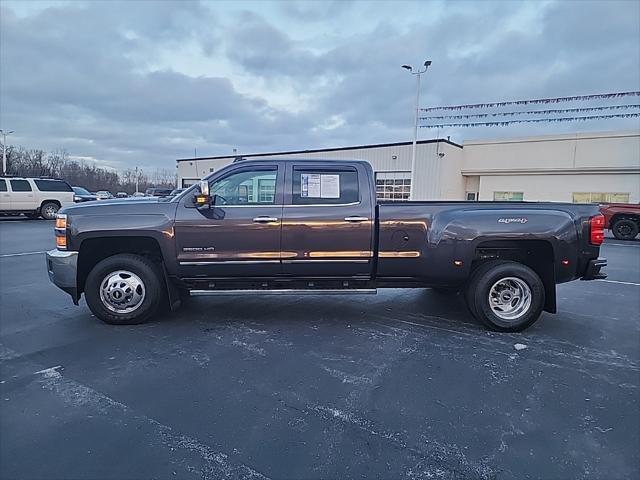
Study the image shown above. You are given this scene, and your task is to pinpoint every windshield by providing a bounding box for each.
[73,186,91,195]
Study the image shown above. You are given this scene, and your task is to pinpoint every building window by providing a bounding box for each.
[572,192,630,203]
[182,178,199,188]
[258,178,276,203]
[466,192,478,201]
[493,191,524,201]
[375,171,411,201]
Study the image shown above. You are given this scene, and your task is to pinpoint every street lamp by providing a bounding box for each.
[0,129,15,176]
[402,60,431,200]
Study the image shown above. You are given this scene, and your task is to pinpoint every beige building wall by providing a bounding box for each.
[478,174,640,203]
[463,130,640,203]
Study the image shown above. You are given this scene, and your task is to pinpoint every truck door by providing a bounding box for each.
[174,163,284,277]
[280,163,374,278]
[8,179,36,211]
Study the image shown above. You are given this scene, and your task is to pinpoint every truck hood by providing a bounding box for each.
[60,196,176,216]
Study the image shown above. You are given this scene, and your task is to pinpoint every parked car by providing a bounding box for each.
[95,191,114,200]
[116,192,128,198]
[132,192,145,197]
[46,159,606,331]
[72,186,97,203]
[0,176,74,219]
[145,187,173,197]
[599,203,640,240]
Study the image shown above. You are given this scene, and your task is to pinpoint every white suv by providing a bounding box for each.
[0,177,75,220]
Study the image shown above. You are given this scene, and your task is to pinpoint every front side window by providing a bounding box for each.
[10,180,32,192]
[210,169,277,205]
[34,179,73,192]
[0,179,6,192]
[292,168,359,205]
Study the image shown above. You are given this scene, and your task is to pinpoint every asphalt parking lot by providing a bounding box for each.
[0,219,638,480]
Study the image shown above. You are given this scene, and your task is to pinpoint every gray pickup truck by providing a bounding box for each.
[46,159,607,331]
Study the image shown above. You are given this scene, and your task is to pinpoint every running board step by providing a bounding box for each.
[190,289,378,296]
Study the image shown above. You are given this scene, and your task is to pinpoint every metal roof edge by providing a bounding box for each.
[176,138,462,162]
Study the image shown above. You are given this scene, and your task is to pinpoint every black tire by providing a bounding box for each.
[466,260,545,332]
[85,254,164,325]
[40,202,60,220]
[611,218,639,241]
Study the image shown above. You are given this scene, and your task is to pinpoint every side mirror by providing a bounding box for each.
[195,180,211,208]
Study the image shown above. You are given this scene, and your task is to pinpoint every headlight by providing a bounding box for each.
[55,214,67,249]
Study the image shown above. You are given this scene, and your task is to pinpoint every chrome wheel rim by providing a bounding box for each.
[99,270,146,314]
[488,277,532,321]
[42,205,58,219]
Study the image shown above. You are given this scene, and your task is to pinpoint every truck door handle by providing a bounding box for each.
[344,216,369,222]
[253,216,279,223]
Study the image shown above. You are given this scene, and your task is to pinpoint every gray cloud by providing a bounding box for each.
[0,0,638,173]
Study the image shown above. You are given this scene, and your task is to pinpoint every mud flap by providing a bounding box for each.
[161,262,182,311]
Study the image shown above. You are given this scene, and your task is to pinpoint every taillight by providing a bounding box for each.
[590,214,605,246]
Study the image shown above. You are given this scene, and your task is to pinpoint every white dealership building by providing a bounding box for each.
[176,130,640,204]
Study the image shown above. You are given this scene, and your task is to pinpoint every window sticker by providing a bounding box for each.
[301,173,321,197]
[320,174,340,198]
[300,173,340,198]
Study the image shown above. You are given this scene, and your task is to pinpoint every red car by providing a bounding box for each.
[599,203,640,240]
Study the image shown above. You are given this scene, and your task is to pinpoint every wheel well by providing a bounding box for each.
[77,236,163,294]
[473,240,556,313]
[610,213,639,226]
[40,199,61,209]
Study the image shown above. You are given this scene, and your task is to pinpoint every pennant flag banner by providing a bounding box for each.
[419,113,640,129]
[421,104,640,120]
[421,91,640,112]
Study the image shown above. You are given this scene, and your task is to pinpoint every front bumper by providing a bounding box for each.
[581,257,607,281]
[46,249,80,304]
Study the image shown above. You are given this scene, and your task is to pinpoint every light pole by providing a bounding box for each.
[402,61,431,200]
[0,129,15,176]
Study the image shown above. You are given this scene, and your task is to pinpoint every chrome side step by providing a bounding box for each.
[190,289,378,296]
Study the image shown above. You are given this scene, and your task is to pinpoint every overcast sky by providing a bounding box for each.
[1,0,639,172]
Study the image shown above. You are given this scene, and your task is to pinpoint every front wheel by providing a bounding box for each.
[85,254,164,325]
[611,218,639,241]
[465,261,545,332]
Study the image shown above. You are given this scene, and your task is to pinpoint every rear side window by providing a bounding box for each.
[292,168,359,205]
[10,180,32,192]
[34,179,73,192]
[0,180,6,192]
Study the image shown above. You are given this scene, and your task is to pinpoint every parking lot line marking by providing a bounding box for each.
[0,251,47,258]
[25,357,272,479]
[597,279,640,286]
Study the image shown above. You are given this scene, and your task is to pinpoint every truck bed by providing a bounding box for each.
[376,201,601,284]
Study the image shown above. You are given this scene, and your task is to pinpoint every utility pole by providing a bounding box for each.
[401,61,431,200]
[0,129,15,176]
[135,166,139,194]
